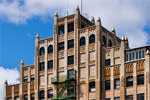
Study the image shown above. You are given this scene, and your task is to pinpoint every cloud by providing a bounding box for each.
[0,0,149,47]
[0,66,19,100]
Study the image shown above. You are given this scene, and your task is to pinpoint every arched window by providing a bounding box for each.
[80,37,86,46]
[39,47,45,55]
[48,45,53,54]
[102,36,106,46]
[108,40,112,47]
[89,34,95,44]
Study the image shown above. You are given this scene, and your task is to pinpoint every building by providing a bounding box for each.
[4,7,150,100]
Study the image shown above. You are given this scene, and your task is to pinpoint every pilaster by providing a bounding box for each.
[20,60,24,100]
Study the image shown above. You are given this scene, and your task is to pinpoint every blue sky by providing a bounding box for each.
[0,0,149,99]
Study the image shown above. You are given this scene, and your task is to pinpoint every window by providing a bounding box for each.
[89,81,96,92]
[141,50,145,58]
[39,62,45,71]
[68,22,74,32]
[7,97,12,100]
[48,89,53,98]
[68,39,74,49]
[31,93,34,100]
[48,45,53,54]
[114,97,120,100]
[68,69,75,79]
[137,74,144,85]
[105,80,110,90]
[67,86,75,96]
[24,77,28,83]
[80,37,86,46]
[48,60,53,69]
[58,25,64,35]
[114,78,120,89]
[108,40,112,47]
[24,95,28,100]
[89,34,95,44]
[126,76,133,87]
[105,98,110,100]
[137,93,144,100]
[136,51,139,59]
[68,55,74,65]
[39,47,45,56]
[102,36,106,46]
[14,96,19,100]
[105,59,111,66]
[39,90,44,100]
[126,95,133,100]
[58,42,64,51]
[31,76,35,81]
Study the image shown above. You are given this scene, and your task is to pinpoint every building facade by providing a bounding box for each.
[4,7,150,100]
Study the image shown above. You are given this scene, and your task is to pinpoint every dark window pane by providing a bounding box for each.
[105,59,111,66]
[31,76,35,81]
[80,37,86,46]
[58,42,64,51]
[48,60,53,69]
[126,95,133,100]
[39,90,44,99]
[68,22,74,32]
[24,95,28,100]
[68,39,74,49]
[39,62,45,71]
[114,97,120,100]
[40,47,45,56]
[89,34,95,44]
[31,93,34,100]
[137,93,144,100]
[137,74,144,85]
[58,25,64,35]
[102,36,106,46]
[114,78,120,89]
[67,86,75,96]
[48,89,53,98]
[89,82,95,92]
[48,45,53,54]
[105,80,110,90]
[108,40,112,47]
[68,55,74,65]
[126,76,133,87]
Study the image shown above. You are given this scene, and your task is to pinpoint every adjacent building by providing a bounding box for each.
[4,7,150,100]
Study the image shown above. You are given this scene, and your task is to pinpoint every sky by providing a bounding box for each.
[0,0,150,99]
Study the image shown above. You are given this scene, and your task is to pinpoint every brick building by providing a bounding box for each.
[4,7,150,100]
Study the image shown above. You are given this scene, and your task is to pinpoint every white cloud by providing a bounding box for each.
[0,0,149,47]
[0,67,19,100]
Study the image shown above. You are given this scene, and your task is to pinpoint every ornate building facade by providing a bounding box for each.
[4,7,150,100]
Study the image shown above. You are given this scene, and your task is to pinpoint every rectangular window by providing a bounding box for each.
[89,82,96,92]
[7,97,12,100]
[67,86,75,96]
[39,91,44,99]
[48,89,53,98]
[68,22,74,32]
[105,98,111,100]
[126,76,133,87]
[48,60,53,69]
[31,75,35,81]
[24,95,28,100]
[114,97,120,100]
[137,74,144,85]
[114,78,120,89]
[14,96,19,100]
[136,51,139,59]
[68,55,74,65]
[141,50,145,58]
[68,39,74,49]
[30,93,34,100]
[24,77,28,83]
[105,59,111,66]
[126,95,133,100]
[137,93,144,100]
[105,80,110,90]
[58,25,64,35]
[39,62,45,71]
[58,42,64,51]
[67,69,75,80]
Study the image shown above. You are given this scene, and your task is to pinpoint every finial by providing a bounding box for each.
[146,50,150,55]
[125,36,128,41]
[36,33,39,38]
[112,27,116,32]
[20,60,24,64]
[4,80,8,85]
[121,36,125,40]
[91,16,95,24]
[54,12,58,17]
[76,6,80,11]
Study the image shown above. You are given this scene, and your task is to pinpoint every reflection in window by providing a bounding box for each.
[58,25,64,35]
